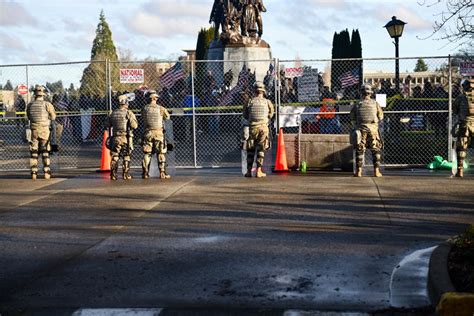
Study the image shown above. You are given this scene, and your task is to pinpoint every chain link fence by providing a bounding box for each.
[0,56,471,171]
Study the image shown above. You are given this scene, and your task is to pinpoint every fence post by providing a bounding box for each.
[25,65,30,105]
[275,58,280,131]
[106,59,112,113]
[448,55,453,161]
[191,60,197,168]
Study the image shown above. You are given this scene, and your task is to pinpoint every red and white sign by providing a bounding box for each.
[120,69,144,83]
[460,62,474,76]
[283,67,304,78]
[17,84,28,95]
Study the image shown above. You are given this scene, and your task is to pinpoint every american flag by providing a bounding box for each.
[339,69,360,88]
[219,66,249,106]
[268,63,275,76]
[57,98,72,129]
[160,62,186,88]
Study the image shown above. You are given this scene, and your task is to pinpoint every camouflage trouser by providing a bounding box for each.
[354,125,382,168]
[142,130,167,174]
[456,121,474,166]
[29,127,51,174]
[247,125,269,169]
[110,135,132,172]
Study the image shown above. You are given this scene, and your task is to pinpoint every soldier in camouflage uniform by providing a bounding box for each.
[350,84,384,177]
[106,95,138,180]
[453,79,474,178]
[26,85,56,180]
[243,82,274,178]
[141,91,171,179]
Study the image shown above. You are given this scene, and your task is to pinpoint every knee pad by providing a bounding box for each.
[458,151,467,159]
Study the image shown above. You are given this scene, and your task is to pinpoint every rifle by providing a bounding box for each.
[50,120,59,153]
[126,111,134,155]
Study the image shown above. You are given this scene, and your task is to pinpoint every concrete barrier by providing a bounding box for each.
[284,133,353,171]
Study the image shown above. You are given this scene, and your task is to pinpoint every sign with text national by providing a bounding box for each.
[120,69,144,84]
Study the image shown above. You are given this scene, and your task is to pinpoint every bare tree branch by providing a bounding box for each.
[418,0,473,48]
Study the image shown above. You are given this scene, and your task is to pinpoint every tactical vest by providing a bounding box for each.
[143,104,163,130]
[468,91,474,117]
[357,99,379,125]
[457,94,474,121]
[27,100,50,125]
[111,108,128,133]
[248,97,269,123]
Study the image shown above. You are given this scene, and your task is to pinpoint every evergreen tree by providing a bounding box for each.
[195,27,216,98]
[196,27,215,61]
[330,29,363,97]
[414,58,429,72]
[4,80,13,91]
[350,29,363,99]
[80,10,119,98]
[46,80,65,94]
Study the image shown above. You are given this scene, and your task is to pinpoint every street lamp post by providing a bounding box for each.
[384,16,407,93]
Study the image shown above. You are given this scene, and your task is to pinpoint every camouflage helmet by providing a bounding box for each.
[118,94,128,105]
[34,85,46,96]
[254,81,265,92]
[147,90,159,99]
[360,84,373,95]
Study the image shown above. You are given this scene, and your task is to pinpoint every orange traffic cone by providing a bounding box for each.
[274,128,289,172]
[97,130,111,172]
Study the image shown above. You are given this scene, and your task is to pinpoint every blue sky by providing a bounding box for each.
[0,0,463,65]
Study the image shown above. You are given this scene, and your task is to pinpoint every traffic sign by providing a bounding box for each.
[17,84,28,95]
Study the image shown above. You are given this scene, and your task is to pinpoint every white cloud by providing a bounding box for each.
[125,0,210,38]
[127,11,206,38]
[375,6,432,31]
[0,31,26,51]
[0,1,38,26]
[304,0,347,9]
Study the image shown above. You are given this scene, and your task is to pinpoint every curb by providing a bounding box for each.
[428,242,456,306]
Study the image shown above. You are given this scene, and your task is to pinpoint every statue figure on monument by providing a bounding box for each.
[209,0,227,40]
[241,0,266,38]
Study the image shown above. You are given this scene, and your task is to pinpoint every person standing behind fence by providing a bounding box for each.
[26,85,56,180]
[350,84,384,177]
[453,79,474,178]
[106,94,138,181]
[141,91,171,179]
[243,82,274,178]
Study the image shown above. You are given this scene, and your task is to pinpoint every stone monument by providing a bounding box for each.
[207,0,272,87]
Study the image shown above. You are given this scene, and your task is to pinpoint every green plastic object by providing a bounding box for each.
[300,160,307,173]
[427,155,468,170]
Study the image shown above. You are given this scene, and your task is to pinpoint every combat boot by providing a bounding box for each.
[142,167,149,179]
[44,171,51,180]
[456,167,464,178]
[31,172,37,180]
[374,167,382,178]
[256,167,266,178]
[159,171,171,179]
[354,167,362,177]
[123,162,132,180]
[244,168,252,178]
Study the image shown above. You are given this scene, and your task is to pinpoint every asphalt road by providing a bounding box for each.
[0,169,473,315]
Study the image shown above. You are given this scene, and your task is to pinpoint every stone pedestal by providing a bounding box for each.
[223,45,272,86]
[206,40,272,87]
